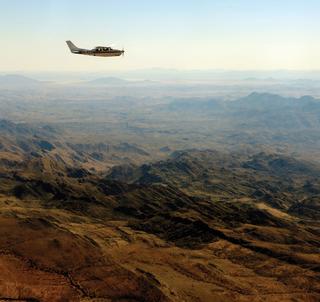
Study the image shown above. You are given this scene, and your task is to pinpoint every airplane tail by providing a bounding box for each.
[66,40,79,52]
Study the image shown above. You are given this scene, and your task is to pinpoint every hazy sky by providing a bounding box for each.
[1,0,319,71]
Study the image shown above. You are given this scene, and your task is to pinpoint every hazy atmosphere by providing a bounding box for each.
[1,0,320,71]
[1,1,320,302]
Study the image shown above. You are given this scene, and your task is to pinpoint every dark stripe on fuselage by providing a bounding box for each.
[73,49,122,56]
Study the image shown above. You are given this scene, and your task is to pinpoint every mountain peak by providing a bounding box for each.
[0,74,42,87]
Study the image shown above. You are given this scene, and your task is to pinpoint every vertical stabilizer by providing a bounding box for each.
[66,40,79,52]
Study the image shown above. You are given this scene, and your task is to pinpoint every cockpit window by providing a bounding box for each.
[96,47,111,51]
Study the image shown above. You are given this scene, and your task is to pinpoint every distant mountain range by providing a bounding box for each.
[164,92,320,130]
[0,74,43,87]
[84,76,130,86]
[80,76,159,86]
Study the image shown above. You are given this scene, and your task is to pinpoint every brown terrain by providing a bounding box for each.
[0,118,319,302]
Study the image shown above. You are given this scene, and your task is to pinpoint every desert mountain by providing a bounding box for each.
[0,120,319,301]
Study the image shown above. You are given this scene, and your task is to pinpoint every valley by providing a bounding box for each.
[0,76,320,301]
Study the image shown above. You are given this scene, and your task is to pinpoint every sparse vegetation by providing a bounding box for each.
[0,80,320,301]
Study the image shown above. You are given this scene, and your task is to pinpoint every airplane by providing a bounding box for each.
[66,40,124,57]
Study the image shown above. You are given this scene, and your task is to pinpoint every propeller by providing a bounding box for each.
[110,42,124,56]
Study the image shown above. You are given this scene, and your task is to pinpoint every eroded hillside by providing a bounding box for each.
[0,120,319,301]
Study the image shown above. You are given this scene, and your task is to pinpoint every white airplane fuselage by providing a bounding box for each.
[74,49,123,57]
[66,41,124,57]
